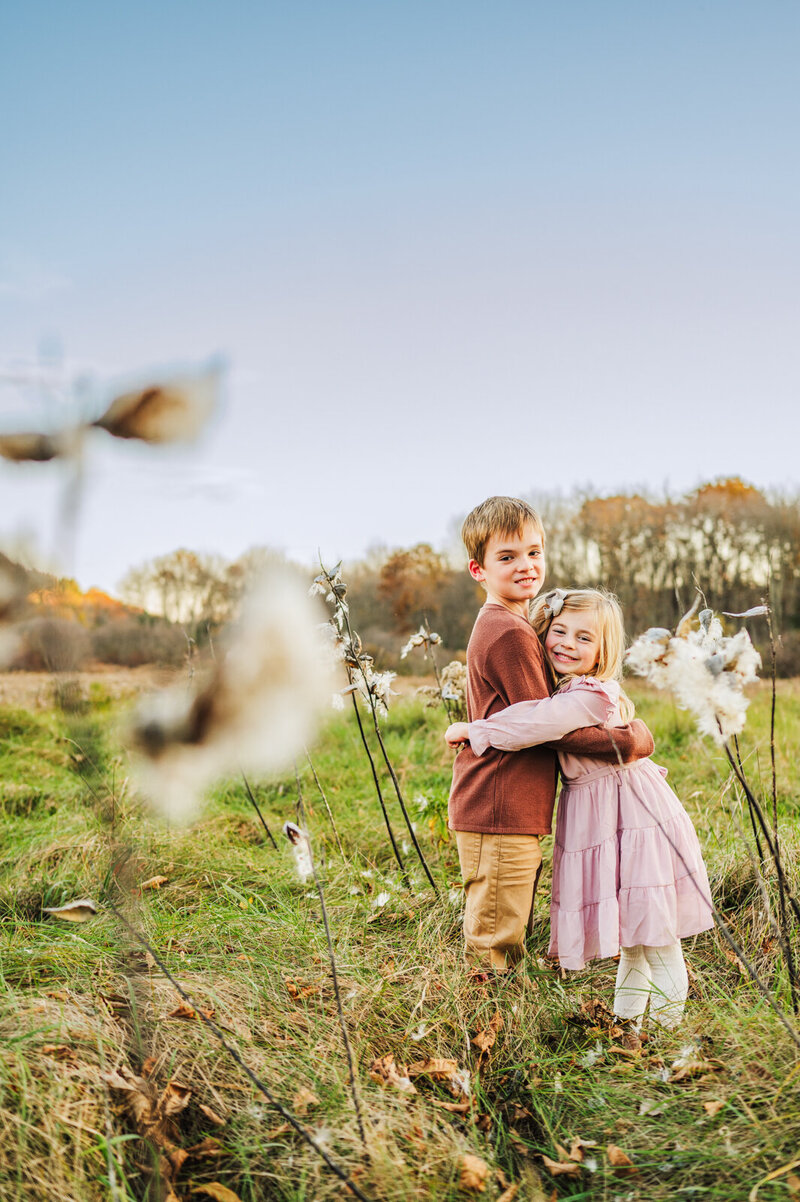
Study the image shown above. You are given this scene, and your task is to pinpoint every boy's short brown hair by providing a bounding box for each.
[461,496,545,566]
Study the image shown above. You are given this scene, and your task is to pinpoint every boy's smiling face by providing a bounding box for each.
[469,522,545,615]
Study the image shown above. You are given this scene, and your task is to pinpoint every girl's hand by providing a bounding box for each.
[445,722,470,749]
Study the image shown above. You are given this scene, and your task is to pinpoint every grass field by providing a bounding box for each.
[1,676,800,1201]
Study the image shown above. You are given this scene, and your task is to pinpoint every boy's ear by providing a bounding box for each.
[468,559,485,582]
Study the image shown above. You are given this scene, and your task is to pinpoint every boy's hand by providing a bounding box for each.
[446,722,470,749]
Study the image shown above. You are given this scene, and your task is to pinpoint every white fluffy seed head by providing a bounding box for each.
[130,567,332,821]
[625,611,761,744]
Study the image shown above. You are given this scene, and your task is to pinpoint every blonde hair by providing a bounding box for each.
[530,587,635,721]
[461,496,545,566]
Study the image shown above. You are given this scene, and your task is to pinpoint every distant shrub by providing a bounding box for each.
[12,618,91,672]
[90,616,187,667]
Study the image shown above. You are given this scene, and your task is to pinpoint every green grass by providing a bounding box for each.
[1,680,800,1200]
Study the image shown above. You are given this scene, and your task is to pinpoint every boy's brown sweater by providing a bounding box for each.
[448,603,652,836]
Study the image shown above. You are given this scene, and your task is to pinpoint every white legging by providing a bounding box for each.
[614,942,688,1029]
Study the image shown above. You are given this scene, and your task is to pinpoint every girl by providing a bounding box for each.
[445,588,714,1031]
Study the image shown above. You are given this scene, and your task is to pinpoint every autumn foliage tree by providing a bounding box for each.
[377,544,449,634]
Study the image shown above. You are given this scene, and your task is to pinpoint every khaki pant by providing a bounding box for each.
[455,830,543,971]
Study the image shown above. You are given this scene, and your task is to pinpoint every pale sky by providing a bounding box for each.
[1,2,798,592]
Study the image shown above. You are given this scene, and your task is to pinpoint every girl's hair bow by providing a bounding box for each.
[543,588,569,618]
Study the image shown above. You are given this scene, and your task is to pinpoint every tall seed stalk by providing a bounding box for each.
[288,777,367,1149]
[316,562,437,894]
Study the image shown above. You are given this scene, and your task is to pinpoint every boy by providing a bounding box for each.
[449,496,653,971]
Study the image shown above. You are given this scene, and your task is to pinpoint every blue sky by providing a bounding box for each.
[1,2,798,590]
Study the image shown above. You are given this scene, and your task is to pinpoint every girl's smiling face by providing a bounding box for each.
[545,608,601,677]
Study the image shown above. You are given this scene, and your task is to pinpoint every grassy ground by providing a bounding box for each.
[1,678,800,1201]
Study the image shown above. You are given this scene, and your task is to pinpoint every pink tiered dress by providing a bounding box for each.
[468,677,714,970]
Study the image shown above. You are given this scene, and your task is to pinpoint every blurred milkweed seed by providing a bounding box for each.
[129,567,332,821]
[93,361,222,444]
[0,429,77,463]
[283,822,314,882]
[723,606,770,619]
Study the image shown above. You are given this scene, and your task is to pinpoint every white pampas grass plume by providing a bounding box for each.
[283,821,314,882]
[130,567,332,820]
[92,360,222,444]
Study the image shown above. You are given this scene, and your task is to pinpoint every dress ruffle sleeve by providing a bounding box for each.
[468,678,620,756]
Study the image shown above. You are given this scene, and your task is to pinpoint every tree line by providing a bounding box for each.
[117,479,800,674]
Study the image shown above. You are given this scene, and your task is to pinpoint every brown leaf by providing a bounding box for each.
[497,1185,519,1202]
[166,1146,188,1175]
[408,1056,469,1097]
[43,898,98,923]
[266,1121,291,1138]
[285,979,319,1001]
[40,1044,75,1061]
[459,1153,489,1192]
[368,1054,417,1094]
[198,1102,226,1126]
[186,1137,225,1158]
[703,1100,725,1117]
[160,1081,192,1118]
[432,1099,470,1113]
[292,1087,319,1116]
[191,1187,243,1202]
[568,1138,595,1162]
[141,875,170,890]
[540,1155,580,1177]
[168,1002,215,1021]
[45,990,70,1002]
[141,1057,158,1077]
[669,1059,723,1083]
[607,1144,637,1173]
[471,1010,504,1063]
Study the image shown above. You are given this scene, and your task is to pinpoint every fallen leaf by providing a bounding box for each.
[285,979,319,1001]
[292,1087,319,1116]
[41,1044,75,1060]
[141,875,170,890]
[607,1145,637,1173]
[141,1057,158,1077]
[166,1147,188,1175]
[369,1054,417,1094]
[198,1103,226,1126]
[471,1010,504,1063]
[638,1099,664,1117]
[186,1137,224,1158]
[554,1143,571,1162]
[431,1099,470,1114]
[669,1059,723,1083]
[191,1186,242,1202]
[45,990,70,1002]
[703,1100,725,1117]
[540,1155,580,1177]
[459,1153,489,1192]
[266,1122,291,1138]
[161,1081,192,1118]
[497,1185,519,1202]
[408,1057,470,1097]
[43,898,98,923]
[168,1002,215,1021]
[787,1173,800,1196]
[568,1137,596,1162]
